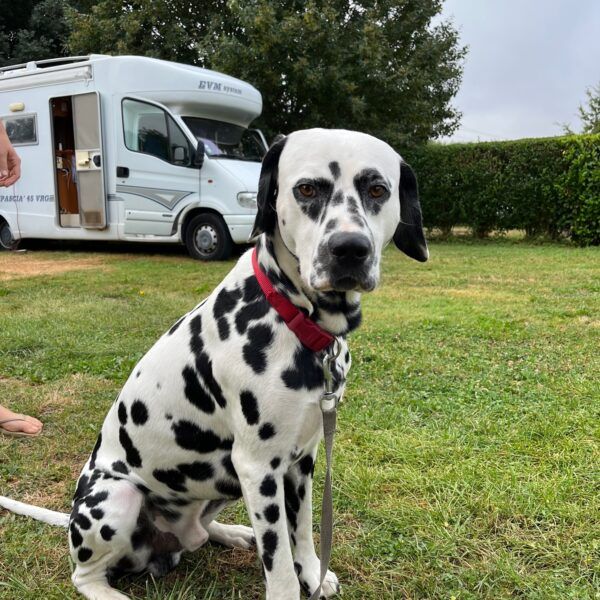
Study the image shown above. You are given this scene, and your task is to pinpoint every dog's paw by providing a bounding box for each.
[295,560,340,598]
[207,521,256,549]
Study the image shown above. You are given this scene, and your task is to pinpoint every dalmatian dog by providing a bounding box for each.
[0,128,427,599]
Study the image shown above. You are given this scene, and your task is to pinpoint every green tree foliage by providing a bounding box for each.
[578,83,600,135]
[68,0,228,66]
[208,0,466,144]
[0,0,72,66]
[67,0,465,145]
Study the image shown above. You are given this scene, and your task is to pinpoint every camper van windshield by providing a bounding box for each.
[183,117,266,162]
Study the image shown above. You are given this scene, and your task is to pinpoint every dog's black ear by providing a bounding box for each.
[250,136,288,239]
[393,161,429,262]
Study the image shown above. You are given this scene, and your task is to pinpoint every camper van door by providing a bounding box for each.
[118,97,198,237]
[72,92,106,228]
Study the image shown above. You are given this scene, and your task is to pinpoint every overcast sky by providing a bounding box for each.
[438,0,600,142]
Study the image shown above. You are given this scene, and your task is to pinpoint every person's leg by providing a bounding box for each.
[0,405,43,435]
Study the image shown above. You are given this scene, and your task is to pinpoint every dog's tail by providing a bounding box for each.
[0,495,69,528]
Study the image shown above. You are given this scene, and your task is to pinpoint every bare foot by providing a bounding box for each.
[0,405,43,435]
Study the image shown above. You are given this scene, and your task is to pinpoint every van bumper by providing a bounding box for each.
[223,213,256,244]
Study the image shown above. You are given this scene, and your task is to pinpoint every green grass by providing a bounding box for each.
[1,240,599,599]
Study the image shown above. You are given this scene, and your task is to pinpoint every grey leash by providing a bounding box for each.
[309,341,342,600]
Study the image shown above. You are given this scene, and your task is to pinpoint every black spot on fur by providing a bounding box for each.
[217,317,230,340]
[331,190,344,206]
[325,218,338,233]
[243,324,273,374]
[112,460,129,475]
[240,390,260,425]
[260,475,277,497]
[213,287,242,320]
[178,461,214,481]
[281,345,323,391]
[168,315,185,335]
[345,350,350,363]
[153,468,188,492]
[284,475,300,530]
[264,504,280,523]
[119,427,142,468]
[255,512,261,520]
[263,554,273,571]
[221,455,238,479]
[270,457,281,470]
[73,474,91,502]
[189,314,202,336]
[298,484,306,501]
[243,275,262,303]
[89,434,102,470]
[298,455,315,477]
[85,491,109,508]
[235,300,270,334]
[78,547,93,562]
[70,523,83,548]
[259,423,276,440]
[215,479,242,498]
[294,561,302,575]
[329,161,341,179]
[262,529,278,555]
[182,365,215,414]
[130,400,149,425]
[172,420,222,454]
[194,351,227,409]
[90,508,104,520]
[100,525,116,541]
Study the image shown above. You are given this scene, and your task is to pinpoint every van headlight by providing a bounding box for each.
[237,192,257,209]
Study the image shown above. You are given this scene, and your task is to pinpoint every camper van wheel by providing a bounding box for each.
[0,221,17,250]
[185,213,233,261]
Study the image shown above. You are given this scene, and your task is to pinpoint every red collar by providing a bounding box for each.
[252,247,334,352]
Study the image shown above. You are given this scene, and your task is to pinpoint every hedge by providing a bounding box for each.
[405,134,600,245]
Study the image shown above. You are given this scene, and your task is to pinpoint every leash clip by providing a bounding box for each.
[320,339,342,413]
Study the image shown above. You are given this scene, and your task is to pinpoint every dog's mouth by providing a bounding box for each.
[311,272,377,293]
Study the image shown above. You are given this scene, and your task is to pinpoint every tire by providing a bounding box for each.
[0,220,17,250]
[184,213,233,261]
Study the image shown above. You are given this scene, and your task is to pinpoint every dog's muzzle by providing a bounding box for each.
[326,232,375,291]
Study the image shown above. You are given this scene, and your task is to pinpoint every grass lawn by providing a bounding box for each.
[0,240,598,599]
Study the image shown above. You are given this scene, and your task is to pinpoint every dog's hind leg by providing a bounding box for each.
[70,475,149,599]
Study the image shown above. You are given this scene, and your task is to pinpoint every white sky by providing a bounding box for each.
[438,0,600,142]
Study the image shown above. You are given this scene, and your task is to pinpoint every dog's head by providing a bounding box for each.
[251,128,428,293]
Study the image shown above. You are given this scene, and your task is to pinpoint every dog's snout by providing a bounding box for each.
[328,232,372,262]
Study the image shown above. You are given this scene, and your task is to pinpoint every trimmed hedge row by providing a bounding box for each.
[406,134,600,245]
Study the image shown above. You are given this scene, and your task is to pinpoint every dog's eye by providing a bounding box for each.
[297,184,316,198]
[369,185,386,198]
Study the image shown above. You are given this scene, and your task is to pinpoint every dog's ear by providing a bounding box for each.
[393,161,429,262]
[250,136,288,239]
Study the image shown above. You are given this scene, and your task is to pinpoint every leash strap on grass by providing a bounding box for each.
[310,402,337,600]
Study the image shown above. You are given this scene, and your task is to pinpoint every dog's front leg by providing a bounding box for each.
[233,447,300,600]
[286,447,340,598]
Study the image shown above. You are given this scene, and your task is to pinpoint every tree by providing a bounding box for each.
[68,0,229,66]
[578,83,600,134]
[207,0,466,145]
[67,0,464,146]
[0,0,72,67]
[563,83,600,136]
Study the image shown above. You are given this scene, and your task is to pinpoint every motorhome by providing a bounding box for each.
[0,54,267,260]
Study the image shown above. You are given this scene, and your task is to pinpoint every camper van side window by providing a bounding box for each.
[122,99,191,167]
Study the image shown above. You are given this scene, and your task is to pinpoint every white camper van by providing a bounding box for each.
[0,54,267,260]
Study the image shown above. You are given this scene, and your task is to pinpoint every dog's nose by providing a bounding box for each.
[328,232,372,262]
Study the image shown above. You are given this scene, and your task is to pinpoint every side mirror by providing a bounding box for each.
[194,140,205,169]
[173,146,187,164]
